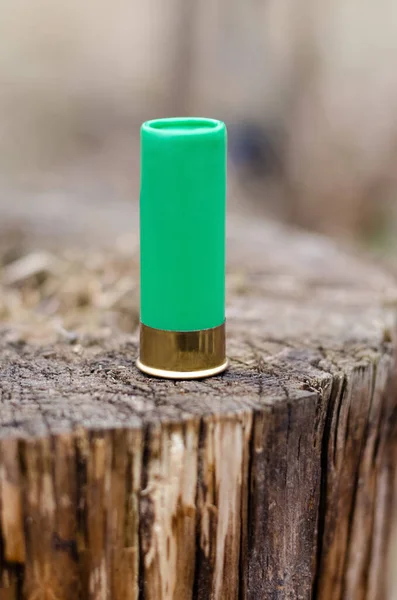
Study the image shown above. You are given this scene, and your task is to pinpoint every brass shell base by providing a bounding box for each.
[136,359,228,380]
[137,322,227,380]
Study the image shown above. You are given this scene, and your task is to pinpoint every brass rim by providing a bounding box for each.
[137,322,227,379]
[136,359,228,380]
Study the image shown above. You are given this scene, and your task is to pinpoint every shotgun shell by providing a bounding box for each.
[137,117,227,379]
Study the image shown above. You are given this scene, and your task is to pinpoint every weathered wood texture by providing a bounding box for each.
[0,216,396,599]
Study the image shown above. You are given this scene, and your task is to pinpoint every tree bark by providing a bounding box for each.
[0,216,396,599]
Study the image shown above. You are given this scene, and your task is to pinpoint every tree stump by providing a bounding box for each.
[0,215,396,599]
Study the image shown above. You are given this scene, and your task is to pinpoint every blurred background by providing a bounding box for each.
[0,0,397,595]
[2,0,397,246]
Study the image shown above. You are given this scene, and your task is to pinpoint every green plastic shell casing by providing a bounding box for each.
[140,117,227,332]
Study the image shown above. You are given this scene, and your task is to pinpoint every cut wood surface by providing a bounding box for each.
[0,212,396,599]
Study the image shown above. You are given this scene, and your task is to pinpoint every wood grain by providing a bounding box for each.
[0,216,396,599]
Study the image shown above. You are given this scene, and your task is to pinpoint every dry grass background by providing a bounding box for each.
[1,0,397,240]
